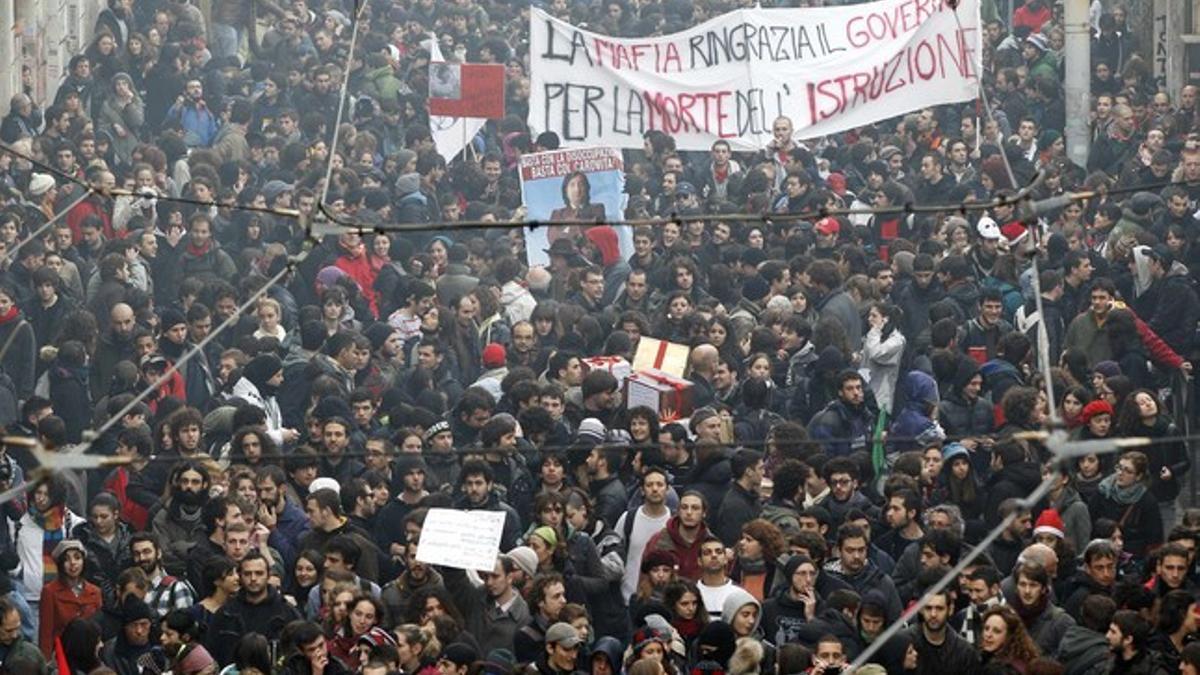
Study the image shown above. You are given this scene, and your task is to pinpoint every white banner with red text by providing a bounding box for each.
[529,0,981,152]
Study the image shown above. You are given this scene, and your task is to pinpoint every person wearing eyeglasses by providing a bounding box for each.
[1087,450,1163,558]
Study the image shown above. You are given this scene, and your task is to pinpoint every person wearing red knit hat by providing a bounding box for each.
[1033,509,1066,546]
[1076,400,1115,441]
[472,343,509,400]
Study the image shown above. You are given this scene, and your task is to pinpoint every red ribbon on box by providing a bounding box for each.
[587,356,625,366]
[636,370,691,422]
[653,340,669,368]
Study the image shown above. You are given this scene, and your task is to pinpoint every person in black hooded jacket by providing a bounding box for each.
[100,596,167,675]
[792,589,866,659]
[982,438,1042,529]
[761,554,818,646]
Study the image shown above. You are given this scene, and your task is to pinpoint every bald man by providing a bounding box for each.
[689,344,718,408]
[1001,542,1060,605]
[92,302,139,397]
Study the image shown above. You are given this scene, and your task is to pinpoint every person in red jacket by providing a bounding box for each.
[642,492,711,581]
[38,540,102,657]
[334,232,379,319]
[1012,0,1053,33]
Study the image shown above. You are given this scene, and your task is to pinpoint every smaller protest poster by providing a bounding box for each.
[428,62,506,119]
[519,147,630,267]
[415,507,506,571]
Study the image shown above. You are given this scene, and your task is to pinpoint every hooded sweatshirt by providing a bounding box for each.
[720,587,762,636]
[761,556,813,645]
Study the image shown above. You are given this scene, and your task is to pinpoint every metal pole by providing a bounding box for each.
[1064,0,1092,168]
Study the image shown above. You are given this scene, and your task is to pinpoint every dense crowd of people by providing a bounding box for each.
[0,0,1198,674]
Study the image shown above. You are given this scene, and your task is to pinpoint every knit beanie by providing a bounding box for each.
[1033,508,1066,540]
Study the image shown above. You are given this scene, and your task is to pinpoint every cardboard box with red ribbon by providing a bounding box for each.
[624,368,695,423]
[632,338,690,378]
[581,356,632,386]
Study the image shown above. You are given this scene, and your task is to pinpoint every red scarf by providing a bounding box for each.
[186,239,213,257]
[0,306,18,325]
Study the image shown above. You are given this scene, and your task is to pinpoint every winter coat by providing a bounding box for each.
[1140,416,1190,503]
[644,516,710,581]
[452,491,523,552]
[150,499,207,577]
[808,398,874,458]
[824,558,902,623]
[230,377,285,445]
[96,79,144,165]
[1061,568,1112,622]
[1145,262,1199,355]
[682,452,732,515]
[1017,295,1066,364]
[589,475,628,530]
[178,241,237,285]
[360,66,405,109]
[759,501,801,537]
[982,461,1042,529]
[959,317,1015,363]
[166,100,219,147]
[1087,486,1162,557]
[939,392,994,440]
[895,278,945,339]
[0,314,35,399]
[74,521,133,605]
[816,287,863,350]
[761,589,811,646]
[860,326,905,414]
[48,362,91,444]
[38,577,101,656]
[887,372,944,455]
[206,588,302,665]
[442,566,529,656]
[980,358,1024,408]
[211,124,250,164]
[820,491,880,529]
[792,607,865,659]
[13,508,85,604]
[1027,602,1076,655]
[1050,488,1093,555]
[715,483,760,546]
[909,624,980,674]
[1056,625,1111,675]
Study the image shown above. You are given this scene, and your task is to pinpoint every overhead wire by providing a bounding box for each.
[1,144,1194,236]
[42,427,1200,470]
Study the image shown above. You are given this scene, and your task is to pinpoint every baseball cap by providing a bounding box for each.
[545,622,583,648]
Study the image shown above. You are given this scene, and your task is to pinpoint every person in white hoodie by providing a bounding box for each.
[230,353,298,446]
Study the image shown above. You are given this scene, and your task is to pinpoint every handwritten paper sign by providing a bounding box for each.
[416,508,507,571]
[529,0,981,150]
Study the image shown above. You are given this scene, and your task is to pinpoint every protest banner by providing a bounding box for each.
[529,0,981,151]
[519,147,631,267]
[415,507,507,571]
[428,62,506,119]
